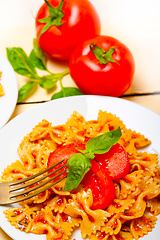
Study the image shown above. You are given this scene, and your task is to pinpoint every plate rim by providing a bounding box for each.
[0,95,160,240]
[1,95,160,131]
[0,52,18,130]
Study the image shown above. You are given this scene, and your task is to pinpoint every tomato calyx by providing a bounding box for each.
[90,43,119,65]
[37,0,65,37]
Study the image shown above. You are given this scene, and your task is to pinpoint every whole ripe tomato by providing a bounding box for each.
[69,35,135,97]
[35,0,101,60]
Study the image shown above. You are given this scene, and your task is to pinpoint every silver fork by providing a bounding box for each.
[0,160,67,205]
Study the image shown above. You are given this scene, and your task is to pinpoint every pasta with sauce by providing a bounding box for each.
[1,110,160,240]
[0,71,5,96]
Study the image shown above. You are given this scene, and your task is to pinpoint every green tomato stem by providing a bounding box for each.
[60,68,70,78]
[32,68,70,83]
[37,0,65,37]
[90,43,119,65]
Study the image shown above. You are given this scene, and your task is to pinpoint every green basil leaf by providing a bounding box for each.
[51,87,83,100]
[85,127,122,154]
[6,47,38,79]
[39,79,57,89]
[29,39,47,71]
[41,74,58,80]
[18,82,37,102]
[64,153,91,191]
[51,90,64,100]
[39,74,58,89]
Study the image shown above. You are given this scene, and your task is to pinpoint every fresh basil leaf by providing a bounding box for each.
[30,49,47,71]
[18,82,37,102]
[41,74,58,80]
[51,90,63,100]
[51,87,83,100]
[64,153,91,191]
[38,74,58,89]
[29,39,47,71]
[39,79,57,89]
[6,47,38,79]
[85,127,122,154]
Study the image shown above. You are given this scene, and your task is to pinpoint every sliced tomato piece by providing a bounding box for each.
[95,143,130,180]
[47,142,117,210]
[47,142,85,181]
[82,160,115,210]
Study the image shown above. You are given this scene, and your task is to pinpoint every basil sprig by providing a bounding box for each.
[64,127,122,191]
[30,38,48,71]
[65,153,91,191]
[6,39,82,102]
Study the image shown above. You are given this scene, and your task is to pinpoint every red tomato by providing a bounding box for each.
[69,35,135,97]
[35,0,101,60]
[47,142,85,180]
[95,143,130,180]
[82,160,115,210]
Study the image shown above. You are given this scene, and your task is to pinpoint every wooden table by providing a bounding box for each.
[0,0,160,239]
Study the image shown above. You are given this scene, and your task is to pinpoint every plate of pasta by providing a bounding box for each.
[0,52,18,129]
[0,95,160,240]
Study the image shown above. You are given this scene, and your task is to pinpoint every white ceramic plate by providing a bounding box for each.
[0,53,18,129]
[0,95,160,240]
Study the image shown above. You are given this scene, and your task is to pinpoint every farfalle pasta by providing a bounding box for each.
[0,110,160,240]
[0,71,5,96]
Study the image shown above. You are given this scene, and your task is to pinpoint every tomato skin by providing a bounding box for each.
[47,142,115,209]
[95,143,130,180]
[47,142,85,180]
[35,0,101,60]
[69,35,135,97]
[82,160,115,210]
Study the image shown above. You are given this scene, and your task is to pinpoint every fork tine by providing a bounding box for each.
[10,168,67,198]
[1,159,68,205]
[10,163,67,192]
[9,159,65,186]
[9,173,67,204]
